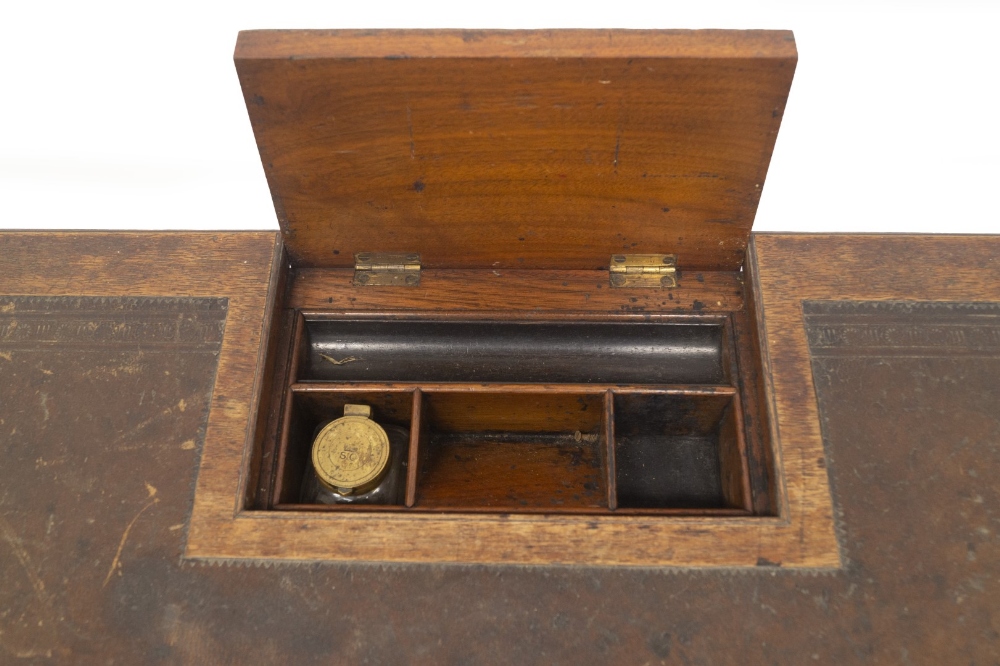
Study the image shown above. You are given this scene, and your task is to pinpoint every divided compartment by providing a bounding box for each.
[612,391,751,512]
[262,314,756,515]
[413,390,609,511]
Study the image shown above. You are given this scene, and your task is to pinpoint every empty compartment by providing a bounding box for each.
[303,319,726,384]
[613,392,749,510]
[273,390,414,507]
[415,391,607,510]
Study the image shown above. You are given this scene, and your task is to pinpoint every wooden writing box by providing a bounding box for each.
[8,26,1000,661]
[199,29,839,566]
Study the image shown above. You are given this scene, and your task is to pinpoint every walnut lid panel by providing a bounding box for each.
[235,29,796,271]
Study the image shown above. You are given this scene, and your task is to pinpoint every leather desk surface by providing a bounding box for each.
[1,232,997,664]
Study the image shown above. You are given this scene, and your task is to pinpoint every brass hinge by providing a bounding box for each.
[353,252,421,286]
[609,254,677,288]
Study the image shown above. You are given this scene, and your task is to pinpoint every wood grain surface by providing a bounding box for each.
[235,29,798,60]
[235,30,796,271]
[289,268,745,313]
[415,437,607,510]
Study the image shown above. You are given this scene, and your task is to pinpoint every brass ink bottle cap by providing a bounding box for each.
[310,404,390,496]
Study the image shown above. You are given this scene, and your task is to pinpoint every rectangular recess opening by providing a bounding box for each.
[249,310,770,519]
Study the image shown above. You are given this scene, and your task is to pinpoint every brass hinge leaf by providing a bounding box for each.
[609,254,677,288]
[354,252,421,287]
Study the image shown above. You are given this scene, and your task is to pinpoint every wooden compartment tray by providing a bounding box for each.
[259,312,755,516]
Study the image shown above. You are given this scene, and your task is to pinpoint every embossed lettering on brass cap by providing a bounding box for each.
[311,404,390,495]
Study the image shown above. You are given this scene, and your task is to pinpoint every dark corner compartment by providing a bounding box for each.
[613,392,749,510]
[301,319,726,384]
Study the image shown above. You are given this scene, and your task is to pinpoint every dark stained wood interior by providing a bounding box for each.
[612,392,749,509]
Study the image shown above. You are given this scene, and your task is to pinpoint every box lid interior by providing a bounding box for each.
[235,29,796,271]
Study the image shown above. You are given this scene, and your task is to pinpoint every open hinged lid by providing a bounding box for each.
[235,29,796,271]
